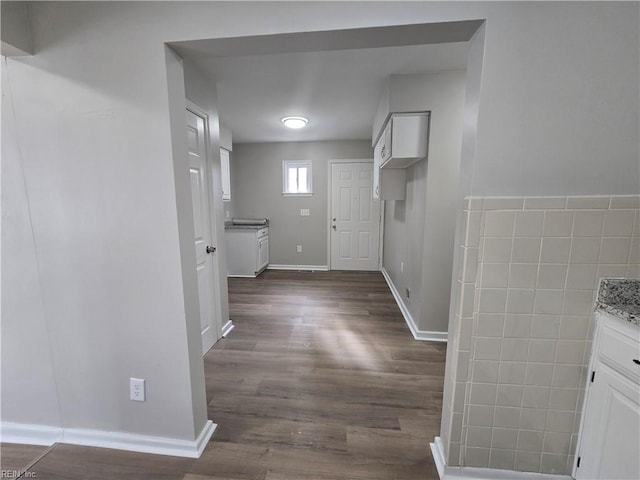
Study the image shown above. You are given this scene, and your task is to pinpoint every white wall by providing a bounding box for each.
[1,6,212,443]
[441,21,487,463]
[382,71,467,335]
[2,0,637,452]
[232,141,373,267]
[0,1,32,56]
[1,58,61,428]
[164,48,210,439]
[470,3,638,197]
[383,159,428,317]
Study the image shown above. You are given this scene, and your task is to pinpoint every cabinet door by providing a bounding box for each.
[220,148,231,201]
[373,136,382,199]
[576,362,640,479]
[381,121,392,163]
[257,236,269,272]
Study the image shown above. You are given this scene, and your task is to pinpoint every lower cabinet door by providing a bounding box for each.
[257,237,269,272]
[576,362,640,479]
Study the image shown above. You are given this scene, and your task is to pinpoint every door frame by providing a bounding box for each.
[326,158,383,271]
[185,99,223,351]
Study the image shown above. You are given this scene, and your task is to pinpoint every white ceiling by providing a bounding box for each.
[172,23,478,144]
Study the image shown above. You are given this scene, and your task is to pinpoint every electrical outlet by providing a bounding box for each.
[300,209,310,216]
[405,288,410,299]
[130,377,145,402]
[297,245,303,253]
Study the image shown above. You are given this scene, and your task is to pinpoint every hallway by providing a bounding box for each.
[1,271,446,479]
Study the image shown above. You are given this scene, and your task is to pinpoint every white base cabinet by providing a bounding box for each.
[225,227,269,277]
[574,311,640,479]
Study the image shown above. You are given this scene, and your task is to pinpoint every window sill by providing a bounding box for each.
[282,193,313,197]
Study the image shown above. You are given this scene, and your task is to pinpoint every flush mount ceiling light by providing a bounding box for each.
[281,116,308,129]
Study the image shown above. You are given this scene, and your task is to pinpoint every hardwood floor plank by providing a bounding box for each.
[346,426,430,461]
[188,442,271,480]
[398,414,442,439]
[207,393,403,430]
[26,444,194,480]
[210,414,348,453]
[0,443,49,475]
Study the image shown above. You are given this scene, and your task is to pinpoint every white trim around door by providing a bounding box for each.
[327,159,381,271]
[185,100,228,353]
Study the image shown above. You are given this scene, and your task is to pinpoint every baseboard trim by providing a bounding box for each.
[430,436,447,478]
[267,264,329,272]
[429,436,571,480]
[381,268,447,342]
[221,320,234,337]
[1,420,216,458]
[193,420,217,457]
[1,422,62,446]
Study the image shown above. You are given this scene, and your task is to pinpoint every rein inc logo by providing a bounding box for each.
[1,470,37,478]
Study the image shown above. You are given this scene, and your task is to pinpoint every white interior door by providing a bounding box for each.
[330,162,381,270]
[186,108,218,354]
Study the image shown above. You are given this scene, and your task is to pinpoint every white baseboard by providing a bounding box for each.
[0,420,216,458]
[267,264,329,272]
[381,268,447,342]
[430,436,572,480]
[431,436,447,478]
[221,320,234,337]
[1,422,62,446]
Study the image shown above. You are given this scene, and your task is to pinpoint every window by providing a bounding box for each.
[282,160,313,196]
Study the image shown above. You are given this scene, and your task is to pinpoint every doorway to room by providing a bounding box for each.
[328,161,381,271]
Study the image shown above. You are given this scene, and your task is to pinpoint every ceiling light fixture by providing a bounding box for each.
[281,116,308,129]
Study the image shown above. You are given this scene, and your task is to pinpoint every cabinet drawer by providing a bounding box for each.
[599,324,640,382]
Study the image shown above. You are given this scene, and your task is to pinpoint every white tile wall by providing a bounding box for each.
[442,195,639,474]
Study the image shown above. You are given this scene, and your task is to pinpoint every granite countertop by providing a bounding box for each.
[224,218,269,230]
[596,278,640,326]
[224,224,265,230]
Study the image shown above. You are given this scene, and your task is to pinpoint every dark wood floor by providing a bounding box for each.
[1,270,446,479]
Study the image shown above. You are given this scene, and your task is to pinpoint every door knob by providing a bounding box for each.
[332,225,336,230]
[206,245,216,254]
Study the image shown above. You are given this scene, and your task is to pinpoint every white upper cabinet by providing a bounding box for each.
[378,112,429,169]
[372,112,428,200]
[220,148,231,201]
[373,130,406,200]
